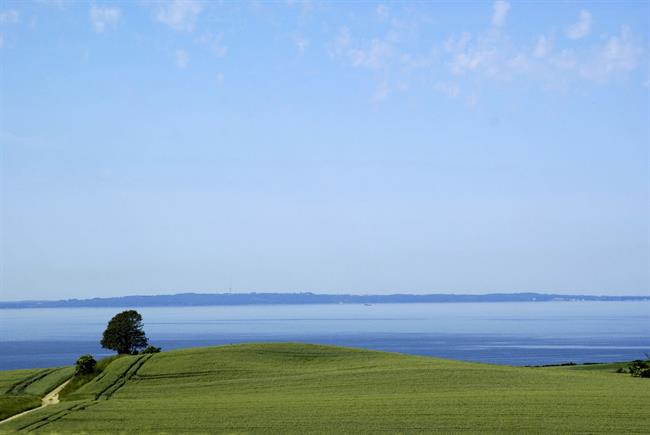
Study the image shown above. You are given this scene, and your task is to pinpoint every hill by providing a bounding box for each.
[1,291,647,309]
[1,343,648,433]
[0,367,73,421]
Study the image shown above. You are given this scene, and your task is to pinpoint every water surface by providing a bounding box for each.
[1,301,648,369]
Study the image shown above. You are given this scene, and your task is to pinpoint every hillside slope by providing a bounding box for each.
[1,343,648,433]
[0,367,74,420]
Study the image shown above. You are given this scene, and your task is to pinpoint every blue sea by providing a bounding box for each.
[1,301,648,370]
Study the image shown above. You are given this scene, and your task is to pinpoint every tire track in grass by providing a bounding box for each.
[16,355,153,432]
[6,369,57,395]
[94,354,152,400]
[17,401,97,432]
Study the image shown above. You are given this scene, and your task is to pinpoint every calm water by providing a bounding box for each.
[1,301,648,370]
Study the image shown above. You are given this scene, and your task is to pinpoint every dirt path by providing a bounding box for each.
[0,379,71,425]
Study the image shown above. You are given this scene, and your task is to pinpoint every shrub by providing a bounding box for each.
[75,354,97,375]
[141,345,162,354]
[627,360,650,378]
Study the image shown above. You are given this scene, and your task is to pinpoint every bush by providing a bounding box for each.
[141,345,162,354]
[627,360,650,378]
[60,355,124,400]
[75,354,97,375]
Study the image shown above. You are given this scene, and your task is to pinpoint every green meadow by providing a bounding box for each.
[0,367,74,421]
[1,343,648,433]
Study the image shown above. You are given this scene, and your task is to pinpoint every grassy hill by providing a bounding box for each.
[1,343,648,433]
[0,367,74,420]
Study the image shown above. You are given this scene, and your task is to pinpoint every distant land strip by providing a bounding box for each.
[0,292,648,309]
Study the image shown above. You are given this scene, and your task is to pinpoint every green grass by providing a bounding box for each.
[0,367,73,420]
[1,343,648,433]
[58,355,125,400]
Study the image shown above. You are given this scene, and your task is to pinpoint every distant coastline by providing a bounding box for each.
[0,292,647,309]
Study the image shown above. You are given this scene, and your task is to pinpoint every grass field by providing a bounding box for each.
[0,367,74,420]
[0,343,648,433]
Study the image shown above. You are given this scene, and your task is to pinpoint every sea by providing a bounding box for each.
[1,301,648,370]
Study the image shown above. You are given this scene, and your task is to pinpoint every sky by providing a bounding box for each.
[0,1,649,300]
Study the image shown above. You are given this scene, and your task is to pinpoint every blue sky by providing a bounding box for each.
[0,1,648,300]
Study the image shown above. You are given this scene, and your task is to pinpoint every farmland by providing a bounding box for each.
[0,367,74,421]
[0,343,648,433]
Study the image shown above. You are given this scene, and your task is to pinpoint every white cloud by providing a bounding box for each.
[549,48,577,71]
[580,26,642,81]
[492,1,510,27]
[600,27,639,71]
[567,10,592,40]
[434,81,461,98]
[0,10,19,24]
[294,35,309,54]
[376,5,389,20]
[330,27,351,57]
[175,49,189,68]
[156,0,202,32]
[89,5,121,33]
[349,38,393,69]
[371,80,408,102]
[465,93,478,108]
[533,36,549,58]
[216,72,224,86]
[373,81,391,101]
[442,22,643,86]
[198,33,227,57]
[330,28,394,70]
[328,4,642,104]
[445,33,502,76]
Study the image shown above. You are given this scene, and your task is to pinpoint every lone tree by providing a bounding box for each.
[101,310,149,354]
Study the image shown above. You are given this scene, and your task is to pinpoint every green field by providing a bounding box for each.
[0,343,648,433]
[0,367,74,421]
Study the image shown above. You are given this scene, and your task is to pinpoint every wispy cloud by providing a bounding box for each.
[330,4,643,101]
[533,36,549,59]
[442,22,642,87]
[0,9,19,24]
[434,81,461,99]
[492,1,510,27]
[567,10,592,40]
[373,81,391,101]
[294,35,309,54]
[376,5,389,20]
[445,32,504,76]
[372,80,407,102]
[156,0,202,32]
[175,49,189,68]
[89,5,121,33]
[579,26,642,82]
[331,27,394,70]
[198,33,228,57]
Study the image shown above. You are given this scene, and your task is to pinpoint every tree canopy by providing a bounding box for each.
[100,310,148,354]
[75,354,97,375]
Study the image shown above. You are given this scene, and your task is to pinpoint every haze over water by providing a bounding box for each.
[1,301,647,370]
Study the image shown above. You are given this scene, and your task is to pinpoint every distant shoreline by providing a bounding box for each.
[1,292,648,309]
